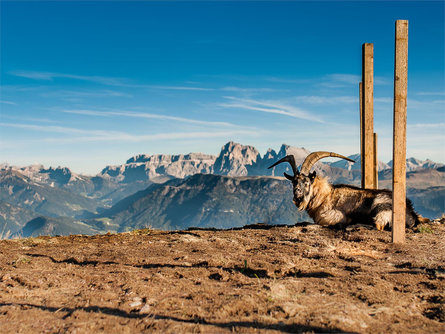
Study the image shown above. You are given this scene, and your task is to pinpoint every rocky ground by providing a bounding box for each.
[0,222,444,333]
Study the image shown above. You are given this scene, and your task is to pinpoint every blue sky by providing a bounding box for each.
[1,1,444,175]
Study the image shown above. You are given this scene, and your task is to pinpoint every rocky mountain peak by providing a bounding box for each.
[276,144,311,166]
[101,152,216,183]
[263,148,277,160]
[213,141,261,176]
[327,154,390,172]
[40,166,73,185]
[126,154,150,164]
[387,157,444,172]
[0,164,82,186]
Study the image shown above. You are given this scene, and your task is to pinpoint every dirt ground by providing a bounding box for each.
[0,222,444,334]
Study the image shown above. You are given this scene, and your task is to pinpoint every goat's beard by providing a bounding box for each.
[298,201,308,211]
[296,189,313,211]
[294,198,309,211]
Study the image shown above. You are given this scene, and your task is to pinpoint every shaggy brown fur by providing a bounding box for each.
[301,176,421,229]
[269,153,425,230]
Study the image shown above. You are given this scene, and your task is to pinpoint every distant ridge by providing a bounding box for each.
[101,152,216,183]
[3,142,443,184]
[1,142,444,237]
[387,157,444,172]
[98,141,354,183]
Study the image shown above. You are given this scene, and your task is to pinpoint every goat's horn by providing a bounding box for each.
[268,155,298,178]
[300,151,355,175]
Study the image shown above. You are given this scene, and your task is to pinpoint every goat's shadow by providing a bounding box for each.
[0,302,356,334]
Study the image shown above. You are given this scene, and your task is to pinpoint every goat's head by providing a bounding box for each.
[268,152,355,211]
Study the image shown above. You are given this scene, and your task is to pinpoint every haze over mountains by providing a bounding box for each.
[1,141,444,238]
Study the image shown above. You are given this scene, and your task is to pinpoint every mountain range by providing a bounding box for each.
[1,141,444,238]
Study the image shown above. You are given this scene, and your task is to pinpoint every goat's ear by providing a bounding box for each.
[309,171,316,182]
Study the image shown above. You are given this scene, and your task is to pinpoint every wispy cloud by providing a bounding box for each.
[61,109,238,127]
[10,70,211,91]
[147,85,213,91]
[263,77,311,84]
[374,97,393,103]
[0,115,60,124]
[407,98,445,111]
[320,73,389,88]
[416,91,445,96]
[43,130,262,144]
[40,90,133,99]
[220,86,283,93]
[10,70,127,86]
[9,71,56,81]
[374,97,445,106]
[0,122,260,143]
[0,122,126,137]
[373,97,445,118]
[408,122,445,129]
[326,74,360,85]
[0,100,16,105]
[294,95,357,104]
[374,77,390,85]
[219,96,324,123]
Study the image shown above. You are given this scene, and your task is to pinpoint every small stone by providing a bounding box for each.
[129,297,142,308]
[139,304,150,313]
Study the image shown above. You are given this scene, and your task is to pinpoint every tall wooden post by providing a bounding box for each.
[373,133,378,189]
[392,20,408,244]
[359,82,365,188]
[362,43,375,189]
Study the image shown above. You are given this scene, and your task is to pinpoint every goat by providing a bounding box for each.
[268,152,427,230]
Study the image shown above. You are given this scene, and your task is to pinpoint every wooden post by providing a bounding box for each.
[362,43,375,189]
[392,20,408,244]
[360,82,365,188]
[373,133,378,189]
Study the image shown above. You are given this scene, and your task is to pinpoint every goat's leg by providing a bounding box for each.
[374,210,392,231]
[371,194,393,231]
[317,209,349,226]
[370,194,422,230]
